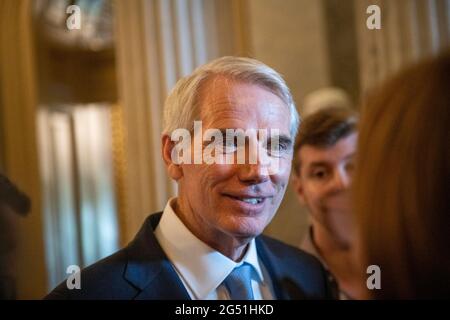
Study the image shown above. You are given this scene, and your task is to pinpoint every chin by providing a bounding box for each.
[228,229,262,241]
[222,215,268,239]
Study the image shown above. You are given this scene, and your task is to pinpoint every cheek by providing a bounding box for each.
[181,166,215,203]
[208,164,238,186]
[181,165,203,186]
[272,161,291,192]
[302,184,324,206]
[185,164,237,195]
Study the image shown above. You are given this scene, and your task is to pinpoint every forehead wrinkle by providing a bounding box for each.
[200,77,247,126]
[199,77,290,135]
[200,75,235,111]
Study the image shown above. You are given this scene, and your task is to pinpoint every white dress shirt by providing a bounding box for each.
[154,198,274,300]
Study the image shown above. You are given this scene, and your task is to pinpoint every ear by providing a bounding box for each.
[162,134,183,181]
[292,173,306,205]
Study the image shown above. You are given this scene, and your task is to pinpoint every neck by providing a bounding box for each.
[173,198,250,261]
[312,222,349,254]
[312,223,361,298]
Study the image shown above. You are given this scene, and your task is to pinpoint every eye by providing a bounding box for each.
[266,140,289,157]
[217,138,237,153]
[310,169,328,180]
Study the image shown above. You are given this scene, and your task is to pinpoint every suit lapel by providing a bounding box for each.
[255,236,286,299]
[134,259,191,300]
[256,236,314,300]
[123,212,191,300]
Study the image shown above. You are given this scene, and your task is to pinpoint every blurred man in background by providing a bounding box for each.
[0,173,30,299]
[292,106,361,299]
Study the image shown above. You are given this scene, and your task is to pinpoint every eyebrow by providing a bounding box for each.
[214,128,292,143]
[307,162,330,169]
[307,152,356,169]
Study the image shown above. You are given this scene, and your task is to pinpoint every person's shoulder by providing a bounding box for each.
[44,246,135,300]
[44,212,164,300]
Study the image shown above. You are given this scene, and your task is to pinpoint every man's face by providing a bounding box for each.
[294,133,357,247]
[168,77,293,246]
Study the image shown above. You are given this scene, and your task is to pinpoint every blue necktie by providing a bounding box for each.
[224,263,254,300]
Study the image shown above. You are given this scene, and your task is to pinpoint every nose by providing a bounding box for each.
[237,142,270,184]
[330,168,351,191]
[238,162,270,184]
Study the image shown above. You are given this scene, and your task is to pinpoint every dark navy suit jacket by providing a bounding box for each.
[45,212,333,300]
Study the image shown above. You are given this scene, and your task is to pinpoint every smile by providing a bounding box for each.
[224,194,272,207]
[235,197,264,204]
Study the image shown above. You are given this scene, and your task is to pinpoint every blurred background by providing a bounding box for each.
[0,0,448,298]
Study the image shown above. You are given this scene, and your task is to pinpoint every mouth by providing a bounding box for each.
[222,193,275,213]
[226,195,266,205]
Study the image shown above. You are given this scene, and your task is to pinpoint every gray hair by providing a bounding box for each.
[162,56,300,138]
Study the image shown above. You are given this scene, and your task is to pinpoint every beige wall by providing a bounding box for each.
[246,0,331,105]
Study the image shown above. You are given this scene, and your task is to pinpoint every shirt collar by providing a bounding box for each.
[300,225,354,300]
[300,225,328,268]
[155,198,264,299]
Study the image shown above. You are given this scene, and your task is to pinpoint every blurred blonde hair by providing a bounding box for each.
[354,51,450,299]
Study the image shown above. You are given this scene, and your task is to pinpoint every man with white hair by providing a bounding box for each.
[46,56,332,300]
